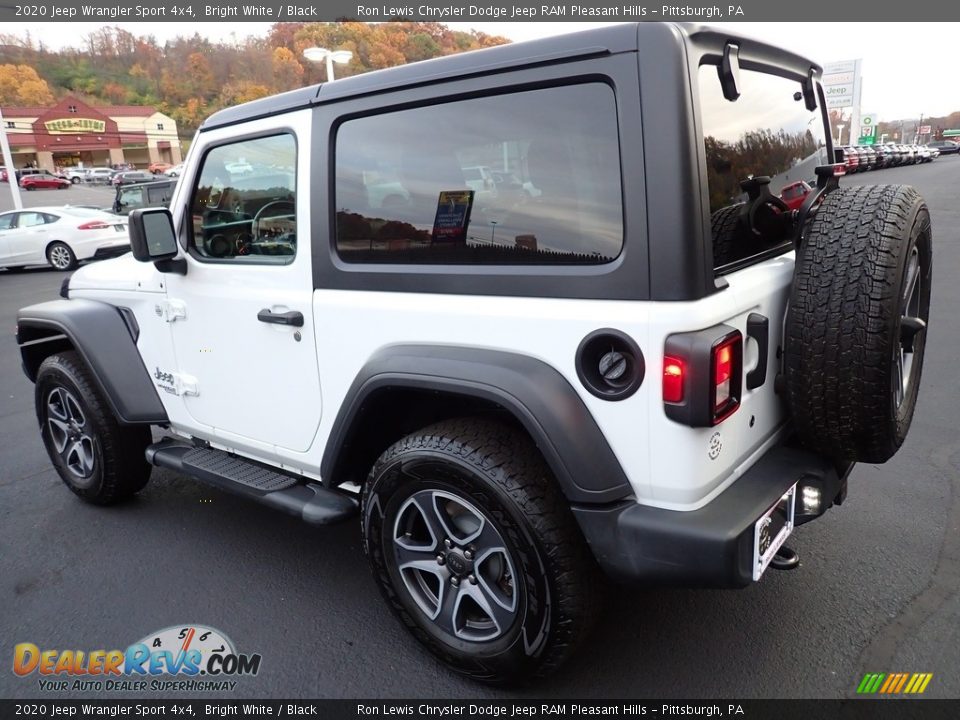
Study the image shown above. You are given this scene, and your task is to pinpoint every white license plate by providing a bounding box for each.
[752,484,796,581]
[114,224,127,232]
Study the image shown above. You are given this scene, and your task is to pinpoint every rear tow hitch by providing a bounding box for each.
[770,546,800,571]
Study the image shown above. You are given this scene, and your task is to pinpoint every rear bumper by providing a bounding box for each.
[573,443,852,588]
[72,233,130,261]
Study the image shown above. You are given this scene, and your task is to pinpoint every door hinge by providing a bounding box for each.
[155,299,187,323]
[173,373,199,397]
[153,369,198,397]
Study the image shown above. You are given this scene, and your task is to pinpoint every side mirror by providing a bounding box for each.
[129,207,178,262]
[129,208,186,274]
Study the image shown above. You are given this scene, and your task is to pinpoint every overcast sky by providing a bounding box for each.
[6,22,957,120]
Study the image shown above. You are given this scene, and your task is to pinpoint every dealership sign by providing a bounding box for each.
[822,59,861,110]
[44,118,106,134]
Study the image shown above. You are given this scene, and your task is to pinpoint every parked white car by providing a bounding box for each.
[0,207,130,271]
[163,163,185,177]
[84,167,115,184]
[224,161,253,175]
[60,168,85,184]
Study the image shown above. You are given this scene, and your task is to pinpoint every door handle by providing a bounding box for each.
[257,309,304,327]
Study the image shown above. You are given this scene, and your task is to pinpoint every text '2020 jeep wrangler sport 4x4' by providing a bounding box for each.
[16,24,931,683]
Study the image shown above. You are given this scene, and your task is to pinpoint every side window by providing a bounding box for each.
[698,64,828,270]
[18,212,49,228]
[0,214,13,230]
[118,187,142,212]
[147,185,174,205]
[334,83,623,265]
[189,133,296,263]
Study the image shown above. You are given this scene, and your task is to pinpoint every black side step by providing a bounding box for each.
[146,439,358,525]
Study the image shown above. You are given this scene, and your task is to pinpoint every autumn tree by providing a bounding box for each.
[220,81,272,106]
[0,64,54,105]
[1,21,510,130]
[185,52,215,100]
[287,22,509,79]
[166,97,209,135]
[271,47,304,92]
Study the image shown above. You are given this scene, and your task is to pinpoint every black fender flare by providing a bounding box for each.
[321,345,633,505]
[17,299,168,425]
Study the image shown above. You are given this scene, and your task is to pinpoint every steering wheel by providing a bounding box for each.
[252,200,296,239]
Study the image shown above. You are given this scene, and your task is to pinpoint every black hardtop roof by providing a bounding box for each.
[200,23,821,132]
[120,178,178,190]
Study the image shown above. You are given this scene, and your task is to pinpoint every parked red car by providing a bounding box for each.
[20,171,71,190]
[841,146,860,173]
[780,180,813,211]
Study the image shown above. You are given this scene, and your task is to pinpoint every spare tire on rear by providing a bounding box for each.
[784,184,932,463]
[711,203,746,268]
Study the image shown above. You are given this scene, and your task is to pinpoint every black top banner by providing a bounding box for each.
[0,0,957,22]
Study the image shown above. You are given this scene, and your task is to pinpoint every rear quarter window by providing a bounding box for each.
[698,64,828,270]
[334,83,624,265]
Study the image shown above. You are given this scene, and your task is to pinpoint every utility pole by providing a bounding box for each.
[0,105,24,210]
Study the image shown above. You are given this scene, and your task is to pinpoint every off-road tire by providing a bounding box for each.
[36,351,152,504]
[784,185,932,462]
[362,417,605,684]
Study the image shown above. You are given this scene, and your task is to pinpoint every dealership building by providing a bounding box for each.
[0,96,182,171]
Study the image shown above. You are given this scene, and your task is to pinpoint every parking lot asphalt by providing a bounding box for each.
[1,158,958,700]
[0,181,117,215]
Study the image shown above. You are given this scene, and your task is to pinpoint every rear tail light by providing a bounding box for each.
[662,357,685,403]
[663,325,743,427]
[77,221,110,230]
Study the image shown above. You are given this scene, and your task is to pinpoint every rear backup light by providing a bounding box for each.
[711,333,742,424]
[715,344,732,405]
[662,357,685,403]
[78,221,110,230]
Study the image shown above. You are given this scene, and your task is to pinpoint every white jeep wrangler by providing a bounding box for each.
[16,24,931,683]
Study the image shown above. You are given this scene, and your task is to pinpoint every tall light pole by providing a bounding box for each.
[0,106,23,209]
[302,48,353,83]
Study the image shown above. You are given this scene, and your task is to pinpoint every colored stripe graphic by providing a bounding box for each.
[894,673,909,693]
[857,672,932,694]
